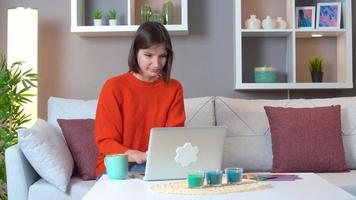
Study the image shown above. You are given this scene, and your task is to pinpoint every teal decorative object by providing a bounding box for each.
[187,171,205,189]
[140,4,152,23]
[254,66,278,83]
[149,13,165,24]
[162,0,174,24]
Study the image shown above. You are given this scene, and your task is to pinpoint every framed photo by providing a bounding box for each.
[316,2,341,29]
[296,6,315,29]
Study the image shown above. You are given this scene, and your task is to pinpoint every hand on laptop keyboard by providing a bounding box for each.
[125,149,147,164]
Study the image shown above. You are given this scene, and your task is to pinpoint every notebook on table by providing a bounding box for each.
[141,126,226,181]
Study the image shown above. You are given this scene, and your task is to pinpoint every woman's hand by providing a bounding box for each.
[125,149,147,164]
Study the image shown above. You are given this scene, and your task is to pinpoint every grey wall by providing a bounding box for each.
[0,0,355,119]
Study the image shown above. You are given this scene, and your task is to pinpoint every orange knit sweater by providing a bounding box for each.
[95,72,186,175]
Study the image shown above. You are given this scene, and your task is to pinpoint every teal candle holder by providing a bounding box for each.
[206,170,223,186]
[225,168,243,184]
[254,66,278,83]
[187,171,205,189]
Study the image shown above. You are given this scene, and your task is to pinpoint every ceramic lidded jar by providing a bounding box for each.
[262,16,276,29]
[245,15,261,29]
[276,17,287,29]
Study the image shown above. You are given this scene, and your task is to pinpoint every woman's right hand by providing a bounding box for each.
[125,149,147,164]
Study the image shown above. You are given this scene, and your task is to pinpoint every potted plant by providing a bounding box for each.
[107,9,118,26]
[0,54,37,199]
[308,56,324,82]
[93,9,103,26]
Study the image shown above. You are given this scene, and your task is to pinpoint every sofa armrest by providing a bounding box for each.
[5,144,40,200]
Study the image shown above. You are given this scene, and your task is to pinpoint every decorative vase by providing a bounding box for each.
[109,19,117,26]
[275,17,287,29]
[162,0,174,24]
[93,19,102,26]
[254,67,278,83]
[311,72,323,82]
[140,4,152,23]
[262,16,276,29]
[149,13,165,24]
[245,15,261,29]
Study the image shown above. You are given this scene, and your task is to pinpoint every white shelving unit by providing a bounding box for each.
[71,0,188,36]
[235,0,353,90]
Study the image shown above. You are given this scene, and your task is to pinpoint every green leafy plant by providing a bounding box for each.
[0,54,38,199]
[308,56,324,73]
[107,9,117,20]
[93,9,102,19]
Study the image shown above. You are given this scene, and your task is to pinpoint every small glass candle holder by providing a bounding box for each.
[225,167,243,184]
[206,170,223,186]
[187,171,205,189]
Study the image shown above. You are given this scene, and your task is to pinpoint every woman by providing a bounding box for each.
[95,21,186,176]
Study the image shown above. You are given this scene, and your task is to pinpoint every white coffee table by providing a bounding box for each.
[82,173,356,200]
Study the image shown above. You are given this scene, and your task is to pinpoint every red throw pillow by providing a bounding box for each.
[264,105,348,173]
[57,119,98,180]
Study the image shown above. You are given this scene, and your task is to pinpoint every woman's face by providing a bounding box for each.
[136,43,167,82]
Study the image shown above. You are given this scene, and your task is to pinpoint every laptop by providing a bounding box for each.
[142,126,226,181]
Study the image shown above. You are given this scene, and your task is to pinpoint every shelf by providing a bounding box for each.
[71,0,188,36]
[235,82,353,90]
[295,29,347,38]
[235,0,353,90]
[242,29,293,37]
[71,24,188,36]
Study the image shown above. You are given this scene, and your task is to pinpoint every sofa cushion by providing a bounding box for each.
[215,96,356,172]
[48,97,98,134]
[57,119,98,180]
[48,96,215,129]
[265,105,348,172]
[18,119,74,192]
[28,177,95,200]
[184,96,215,127]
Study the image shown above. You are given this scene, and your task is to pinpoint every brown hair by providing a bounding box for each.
[128,21,173,83]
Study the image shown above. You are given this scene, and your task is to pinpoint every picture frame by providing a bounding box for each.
[296,6,315,29]
[316,2,341,29]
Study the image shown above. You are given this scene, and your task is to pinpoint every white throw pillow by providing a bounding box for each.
[18,119,74,192]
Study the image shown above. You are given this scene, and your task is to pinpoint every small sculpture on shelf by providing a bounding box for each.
[140,1,174,25]
[149,13,165,24]
[262,16,276,29]
[107,9,118,26]
[140,4,152,23]
[93,9,103,26]
[275,17,287,29]
[162,0,174,24]
[245,15,261,29]
[308,56,324,82]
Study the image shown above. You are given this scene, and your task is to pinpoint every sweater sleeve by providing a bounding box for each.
[165,82,186,127]
[95,80,129,155]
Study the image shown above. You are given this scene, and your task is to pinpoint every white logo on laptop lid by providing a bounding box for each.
[175,143,199,167]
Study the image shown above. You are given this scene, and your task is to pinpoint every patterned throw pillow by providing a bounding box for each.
[264,105,348,172]
[18,119,74,192]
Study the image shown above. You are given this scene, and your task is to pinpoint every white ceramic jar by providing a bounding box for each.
[262,16,276,29]
[245,15,261,29]
[275,17,287,29]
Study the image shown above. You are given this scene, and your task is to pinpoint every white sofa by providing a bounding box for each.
[5,96,356,200]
